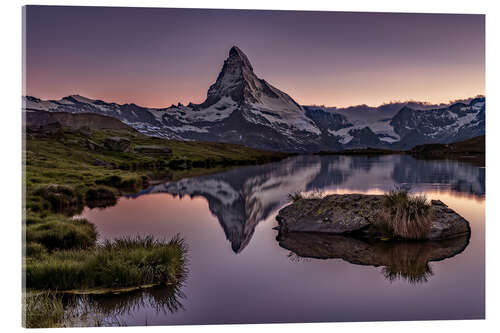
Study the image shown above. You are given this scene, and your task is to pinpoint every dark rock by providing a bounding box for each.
[25,111,63,137]
[86,139,104,151]
[78,126,92,137]
[133,145,173,156]
[104,136,131,152]
[93,159,107,166]
[277,194,470,241]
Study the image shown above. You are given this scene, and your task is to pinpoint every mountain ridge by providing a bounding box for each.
[23,46,485,152]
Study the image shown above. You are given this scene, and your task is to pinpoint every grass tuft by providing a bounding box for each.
[288,191,304,202]
[288,189,324,202]
[25,235,188,291]
[381,242,435,284]
[381,188,433,240]
[84,186,118,208]
[33,184,83,213]
[25,215,98,251]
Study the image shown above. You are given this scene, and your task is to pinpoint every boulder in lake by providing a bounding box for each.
[276,194,470,241]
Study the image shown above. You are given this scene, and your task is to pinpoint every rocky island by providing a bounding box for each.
[276,194,470,240]
[275,193,471,282]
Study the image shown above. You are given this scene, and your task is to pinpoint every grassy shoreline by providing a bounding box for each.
[23,126,290,326]
[314,135,485,166]
[25,127,290,215]
[23,127,290,298]
[25,236,187,291]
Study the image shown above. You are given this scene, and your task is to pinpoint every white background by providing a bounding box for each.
[1,0,498,332]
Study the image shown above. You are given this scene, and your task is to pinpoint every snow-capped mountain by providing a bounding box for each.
[389,98,485,149]
[303,97,485,149]
[23,46,485,152]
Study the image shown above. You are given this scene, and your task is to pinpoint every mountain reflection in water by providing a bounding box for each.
[128,155,484,253]
[82,155,484,324]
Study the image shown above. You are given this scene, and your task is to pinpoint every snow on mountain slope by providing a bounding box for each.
[23,46,485,152]
[304,97,485,149]
[194,45,320,135]
[24,46,324,151]
[389,98,485,148]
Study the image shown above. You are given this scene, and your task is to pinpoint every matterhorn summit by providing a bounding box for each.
[23,46,485,152]
[201,46,306,112]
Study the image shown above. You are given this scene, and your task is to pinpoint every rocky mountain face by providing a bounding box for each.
[23,46,485,152]
[25,110,135,136]
[389,98,485,149]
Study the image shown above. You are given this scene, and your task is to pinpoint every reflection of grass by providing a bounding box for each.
[23,292,65,328]
[381,188,432,240]
[23,253,186,328]
[24,282,187,328]
[26,236,187,291]
[65,284,186,320]
[23,292,127,327]
[279,231,469,285]
[381,241,434,284]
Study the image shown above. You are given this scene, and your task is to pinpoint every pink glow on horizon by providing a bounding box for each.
[25,7,484,108]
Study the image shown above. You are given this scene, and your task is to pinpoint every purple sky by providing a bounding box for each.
[24,6,485,108]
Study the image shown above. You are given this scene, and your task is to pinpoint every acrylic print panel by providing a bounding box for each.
[22,5,485,327]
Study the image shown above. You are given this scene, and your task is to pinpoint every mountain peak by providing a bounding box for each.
[63,94,96,104]
[198,46,260,107]
[228,45,253,71]
[199,46,304,113]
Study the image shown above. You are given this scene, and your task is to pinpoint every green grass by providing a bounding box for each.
[381,188,433,240]
[23,127,285,326]
[25,128,289,215]
[25,213,97,251]
[25,236,187,292]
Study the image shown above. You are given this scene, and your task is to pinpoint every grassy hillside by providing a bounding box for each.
[25,127,289,214]
[411,135,485,155]
[314,135,485,166]
[410,135,485,166]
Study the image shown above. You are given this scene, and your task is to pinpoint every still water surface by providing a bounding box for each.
[80,155,485,325]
